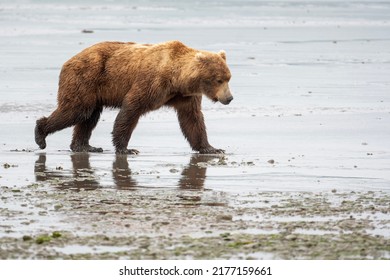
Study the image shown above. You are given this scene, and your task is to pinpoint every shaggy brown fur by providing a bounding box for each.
[35,40,233,154]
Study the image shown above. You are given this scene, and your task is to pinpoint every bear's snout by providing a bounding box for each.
[226,95,234,104]
[218,86,234,105]
[219,95,233,105]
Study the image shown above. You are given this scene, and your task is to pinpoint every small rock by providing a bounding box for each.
[54,204,63,211]
[285,234,297,241]
[52,231,62,238]
[267,159,275,164]
[22,235,32,241]
[169,168,179,173]
[35,235,51,244]
[217,214,233,221]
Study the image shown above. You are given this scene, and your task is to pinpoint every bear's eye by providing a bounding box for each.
[217,79,223,84]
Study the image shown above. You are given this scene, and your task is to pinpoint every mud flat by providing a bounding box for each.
[1,0,390,259]
[1,152,389,259]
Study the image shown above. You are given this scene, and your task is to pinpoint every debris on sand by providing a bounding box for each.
[81,29,94,33]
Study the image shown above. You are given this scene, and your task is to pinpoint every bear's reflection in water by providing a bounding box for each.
[35,153,100,190]
[178,155,209,190]
[34,153,215,191]
[112,154,139,190]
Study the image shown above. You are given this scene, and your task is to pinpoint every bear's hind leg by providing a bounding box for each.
[35,108,80,149]
[70,107,103,152]
[35,117,49,149]
[35,107,86,150]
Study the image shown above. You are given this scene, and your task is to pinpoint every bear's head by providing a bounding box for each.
[187,50,233,105]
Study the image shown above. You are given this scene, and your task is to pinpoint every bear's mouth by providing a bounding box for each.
[212,97,218,103]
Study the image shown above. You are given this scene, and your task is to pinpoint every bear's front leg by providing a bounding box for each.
[174,96,225,155]
[112,104,142,155]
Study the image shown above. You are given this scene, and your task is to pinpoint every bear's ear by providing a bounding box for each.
[195,52,208,62]
[218,50,226,61]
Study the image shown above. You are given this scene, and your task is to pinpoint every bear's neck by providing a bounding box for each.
[172,58,201,97]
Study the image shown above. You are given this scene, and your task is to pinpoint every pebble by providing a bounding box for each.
[217,214,233,221]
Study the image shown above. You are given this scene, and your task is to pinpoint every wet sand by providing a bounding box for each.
[1,0,390,259]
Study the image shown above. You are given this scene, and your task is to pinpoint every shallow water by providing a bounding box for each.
[1,0,390,259]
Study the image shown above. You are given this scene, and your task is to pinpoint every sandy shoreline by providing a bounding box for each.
[1,0,390,259]
[1,150,389,259]
[1,173,390,259]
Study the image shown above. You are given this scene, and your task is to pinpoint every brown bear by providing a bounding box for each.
[35,40,233,154]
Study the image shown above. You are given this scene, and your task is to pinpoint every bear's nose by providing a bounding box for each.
[226,96,233,104]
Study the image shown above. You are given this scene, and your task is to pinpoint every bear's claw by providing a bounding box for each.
[199,147,225,155]
[87,146,103,153]
[116,149,140,155]
[70,145,103,153]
